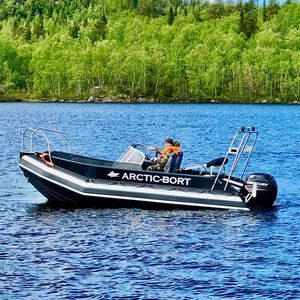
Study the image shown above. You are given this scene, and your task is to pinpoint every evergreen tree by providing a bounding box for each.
[11,18,19,36]
[24,22,32,41]
[266,0,280,20]
[184,7,188,17]
[69,23,80,39]
[150,0,164,18]
[239,1,257,38]
[168,6,175,25]
[89,12,108,43]
[239,5,244,34]
[83,18,88,28]
[32,16,45,38]
[207,0,225,20]
[262,0,268,22]
[193,5,202,22]
[139,0,150,16]
[131,0,139,9]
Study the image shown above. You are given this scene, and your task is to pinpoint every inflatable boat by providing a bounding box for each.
[19,127,277,211]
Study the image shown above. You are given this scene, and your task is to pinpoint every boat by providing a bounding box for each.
[19,127,277,211]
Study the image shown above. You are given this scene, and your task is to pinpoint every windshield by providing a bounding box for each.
[117,146,145,165]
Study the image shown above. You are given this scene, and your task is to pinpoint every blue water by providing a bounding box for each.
[0,103,299,299]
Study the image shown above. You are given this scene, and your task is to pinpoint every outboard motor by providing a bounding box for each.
[242,173,278,208]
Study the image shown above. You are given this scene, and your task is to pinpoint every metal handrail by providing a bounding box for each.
[21,128,72,164]
[210,131,239,191]
[240,132,258,178]
[224,131,252,189]
[230,133,249,174]
[211,127,258,191]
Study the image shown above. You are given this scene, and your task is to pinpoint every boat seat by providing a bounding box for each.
[206,157,228,168]
[205,156,229,176]
[164,152,183,173]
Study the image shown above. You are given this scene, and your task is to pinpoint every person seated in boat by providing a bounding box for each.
[147,138,181,171]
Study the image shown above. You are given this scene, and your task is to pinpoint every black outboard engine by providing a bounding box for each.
[242,173,278,209]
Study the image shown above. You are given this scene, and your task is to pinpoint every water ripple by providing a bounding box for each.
[0,103,299,298]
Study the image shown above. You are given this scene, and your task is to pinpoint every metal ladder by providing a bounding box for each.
[211,127,258,191]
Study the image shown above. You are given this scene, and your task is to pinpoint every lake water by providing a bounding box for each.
[0,103,299,299]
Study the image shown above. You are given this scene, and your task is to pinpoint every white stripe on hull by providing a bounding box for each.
[20,155,249,211]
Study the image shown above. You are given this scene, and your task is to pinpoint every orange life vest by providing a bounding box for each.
[161,146,181,157]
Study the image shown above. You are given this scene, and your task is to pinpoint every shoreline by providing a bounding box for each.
[0,98,299,105]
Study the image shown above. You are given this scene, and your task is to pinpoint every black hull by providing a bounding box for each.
[24,170,232,210]
[19,153,252,211]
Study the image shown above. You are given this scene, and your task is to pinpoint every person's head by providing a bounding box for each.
[164,138,174,147]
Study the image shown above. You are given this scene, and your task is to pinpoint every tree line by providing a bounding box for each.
[0,0,299,102]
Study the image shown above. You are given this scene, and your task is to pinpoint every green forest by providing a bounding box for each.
[0,0,299,103]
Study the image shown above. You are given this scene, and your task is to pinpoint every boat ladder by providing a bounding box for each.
[211,127,258,191]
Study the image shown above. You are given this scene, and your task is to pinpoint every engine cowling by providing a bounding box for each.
[242,173,278,209]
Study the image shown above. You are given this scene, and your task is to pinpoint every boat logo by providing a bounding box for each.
[107,171,120,178]
[107,171,191,186]
[122,172,191,186]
